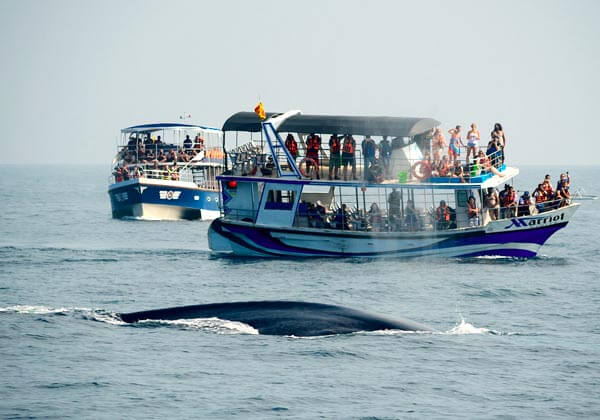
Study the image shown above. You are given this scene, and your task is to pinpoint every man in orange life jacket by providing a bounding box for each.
[342,134,357,181]
[328,134,342,180]
[435,200,451,230]
[285,134,298,162]
[306,133,321,179]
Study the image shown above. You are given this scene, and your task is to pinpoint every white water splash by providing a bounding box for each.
[138,317,259,335]
[445,319,490,334]
[0,305,77,314]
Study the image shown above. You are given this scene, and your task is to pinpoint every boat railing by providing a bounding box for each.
[227,145,505,184]
[289,196,572,233]
[109,162,221,190]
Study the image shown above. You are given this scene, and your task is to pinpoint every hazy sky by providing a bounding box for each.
[1,0,599,165]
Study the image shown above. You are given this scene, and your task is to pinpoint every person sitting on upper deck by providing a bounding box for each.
[144,134,153,147]
[166,149,177,163]
[466,196,480,227]
[486,135,500,166]
[155,135,163,145]
[169,162,179,181]
[436,156,451,177]
[379,136,392,178]
[156,149,167,163]
[435,200,451,230]
[328,134,342,180]
[285,134,298,162]
[334,204,351,230]
[178,148,190,162]
[183,135,193,149]
[518,191,533,216]
[361,135,377,181]
[306,133,321,179]
[452,161,466,183]
[342,134,357,181]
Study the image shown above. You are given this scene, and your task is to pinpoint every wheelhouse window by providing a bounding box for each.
[265,189,296,210]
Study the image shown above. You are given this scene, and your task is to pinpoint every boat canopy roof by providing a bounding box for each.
[121,123,221,134]
[222,112,440,137]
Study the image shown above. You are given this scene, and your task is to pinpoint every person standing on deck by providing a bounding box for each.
[285,134,298,162]
[379,136,392,178]
[328,134,342,180]
[306,133,321,179]
[361,135,377,181]
[491,123,506,164]
[342,134,357,180]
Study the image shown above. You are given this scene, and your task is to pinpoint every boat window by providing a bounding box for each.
[456,190,468,207]
[265,189,295,210]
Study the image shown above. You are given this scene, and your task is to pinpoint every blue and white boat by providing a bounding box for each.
[208,110,579,258]
[108,123,224,220]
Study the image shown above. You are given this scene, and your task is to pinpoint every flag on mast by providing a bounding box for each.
[254,102,266,120]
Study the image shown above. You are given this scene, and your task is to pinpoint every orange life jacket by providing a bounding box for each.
[342,138,355,154]
[285,138,298,155]
[307,135,320,152]
[436,206,450,222]
[502,191,515,207]
[330,136,341,153]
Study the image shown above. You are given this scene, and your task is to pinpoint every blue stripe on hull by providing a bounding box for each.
[108,180,219,220]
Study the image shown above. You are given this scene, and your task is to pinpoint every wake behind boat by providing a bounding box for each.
[108,123,225,220]
[208,109,579,258]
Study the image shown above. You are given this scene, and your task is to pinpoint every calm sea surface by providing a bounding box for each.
[1,164,599,419]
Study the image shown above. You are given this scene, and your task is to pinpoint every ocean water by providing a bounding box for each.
[1,164,599,419]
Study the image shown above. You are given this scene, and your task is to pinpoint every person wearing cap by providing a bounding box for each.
[518,191,533,216]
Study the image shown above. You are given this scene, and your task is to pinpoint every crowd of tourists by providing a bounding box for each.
[281,122,507,182]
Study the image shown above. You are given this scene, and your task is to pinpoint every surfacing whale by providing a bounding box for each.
[119,301,433,336]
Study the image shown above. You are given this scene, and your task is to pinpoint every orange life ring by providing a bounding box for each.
[412,161,431,180]
[298,157,317,178]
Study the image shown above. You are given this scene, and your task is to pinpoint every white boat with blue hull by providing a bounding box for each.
[208,110,579,258]
[108,123,224,220]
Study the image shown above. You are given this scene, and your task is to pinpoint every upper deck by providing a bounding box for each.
[219,110,515,191]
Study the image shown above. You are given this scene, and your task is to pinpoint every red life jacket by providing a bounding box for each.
[307,135,320,152]
[502,191,515,207]
[330,136,341,153]
[343,138,355,154]
[285,138,298,155]
[436,206,450,222]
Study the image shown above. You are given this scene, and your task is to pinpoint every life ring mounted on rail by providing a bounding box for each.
[411,160,432,180]
[298,157,318,178]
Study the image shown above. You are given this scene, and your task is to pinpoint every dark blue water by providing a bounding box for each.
[1,165,599,419]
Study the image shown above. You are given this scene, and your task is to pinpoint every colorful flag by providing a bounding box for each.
[254,102,266,120]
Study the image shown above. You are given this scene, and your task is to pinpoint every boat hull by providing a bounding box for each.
[208,204,579,258]
[108,178,220,221]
